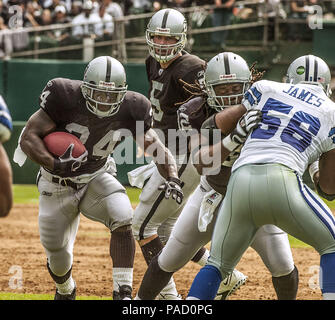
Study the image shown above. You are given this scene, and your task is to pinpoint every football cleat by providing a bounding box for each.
[54,286,76,300]
[113,285,133,300]
[215,269,247,300]
[158,292,182,300]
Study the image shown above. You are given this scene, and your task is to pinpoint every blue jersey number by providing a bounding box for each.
[251,98,321,152]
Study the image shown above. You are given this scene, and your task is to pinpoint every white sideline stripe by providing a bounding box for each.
[298,177,335,237]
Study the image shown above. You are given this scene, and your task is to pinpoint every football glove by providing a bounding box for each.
[0,97,13,143]
[158,177,184,205]
[222,109,262,152]
[53,144,88,176]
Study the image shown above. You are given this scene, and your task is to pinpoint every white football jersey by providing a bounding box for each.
[232,80,335,176]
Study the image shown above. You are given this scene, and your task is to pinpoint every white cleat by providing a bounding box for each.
[158,293,183,300]
[215,269,248,300]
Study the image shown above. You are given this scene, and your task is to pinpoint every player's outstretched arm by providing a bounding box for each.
[20,109,57,171]
[0,143,12,217]
[135,128,183,204]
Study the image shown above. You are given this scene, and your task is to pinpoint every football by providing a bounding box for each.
[43,131,86,158]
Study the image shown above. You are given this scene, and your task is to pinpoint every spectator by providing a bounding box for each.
[102,0,123,19]
[91,4,114,39]
[71,0,102,39]
[130,0,152,13]
[50,5,71,42]
[0,16,13,58]
[25,1,42,27]
[210,0,235,50]
[38,8,53,25]
[288,0,322,41]
[69,0,82,19]
[168,0,193,9]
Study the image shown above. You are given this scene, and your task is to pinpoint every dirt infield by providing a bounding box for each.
[0,204,322,300]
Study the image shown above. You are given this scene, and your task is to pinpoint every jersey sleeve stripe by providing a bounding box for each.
[251,87,262,103]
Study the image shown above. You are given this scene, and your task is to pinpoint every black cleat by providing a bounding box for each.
[113,285,132,300]
[54,287,76,300]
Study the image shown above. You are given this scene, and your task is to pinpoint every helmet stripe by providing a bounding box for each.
[305,55,310,81]
[314,58,318,82]
[223,53,231,75]
[105,56,112,82]
[161,9,170,28]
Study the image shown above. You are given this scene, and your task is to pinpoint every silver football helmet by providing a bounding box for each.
[146,8,187,63]
[286,55,331,96]
[81,56,128,117]
[205,52,251,111]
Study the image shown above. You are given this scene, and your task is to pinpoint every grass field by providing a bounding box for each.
[4,184,335,300]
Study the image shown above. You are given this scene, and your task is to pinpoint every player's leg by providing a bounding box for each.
[132,160,205,299]
[79,172,135,300]
[38,176,82,300]
[136,184,213,299]
[251,225,298,300]
[273,168,335,300]
[187,167,258,300]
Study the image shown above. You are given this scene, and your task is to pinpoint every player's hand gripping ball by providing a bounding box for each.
[43,131,88,176]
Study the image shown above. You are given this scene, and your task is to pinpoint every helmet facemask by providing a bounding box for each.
[206,81,250,112]
[146,30,186,63]
[81,81,127,118]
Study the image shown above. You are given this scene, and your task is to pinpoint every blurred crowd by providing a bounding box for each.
[0,0,334,58]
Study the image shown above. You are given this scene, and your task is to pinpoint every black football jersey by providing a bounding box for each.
[146,51,205,150]
[39,78,152,177]
[177,96,236,196]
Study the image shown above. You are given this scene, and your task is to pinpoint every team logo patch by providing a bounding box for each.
[219,74,237,80]
[99,81,115,88]
[296,66,305,75]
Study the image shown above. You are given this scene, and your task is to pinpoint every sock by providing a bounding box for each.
[110,227,135,293]
[113,267,133,292]
[320,252,335,299]
[191,247,210,267]
[272,265,299,300]
[187,265,222,300]
[158,277,179,297]
[56,277,75,295]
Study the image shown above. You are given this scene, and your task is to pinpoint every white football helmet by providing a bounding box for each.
[81,56,128,117]
[205,52,251,112]
[146,8,187,63]
[286,55,331,96]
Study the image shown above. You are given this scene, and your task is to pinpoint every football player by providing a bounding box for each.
[19,56,183,300]
[187,54,335,300]
[135,52,299,300]
[130,8,243,300]
[0,94,13,218]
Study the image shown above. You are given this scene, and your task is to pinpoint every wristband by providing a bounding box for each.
[221,134,239,152]
[308,161,319,181]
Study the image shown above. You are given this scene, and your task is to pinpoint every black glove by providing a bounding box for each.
[158,177,184,205]
[222,110,262,152]
[53,144,88,176]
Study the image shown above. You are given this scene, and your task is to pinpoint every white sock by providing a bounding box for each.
[56,277,75,295]
[323,292,335,300]
[134,294,141,300]
[197,249,210,267]
[159,276,179,296]
[186,296,200,300]
[113,267,133,292]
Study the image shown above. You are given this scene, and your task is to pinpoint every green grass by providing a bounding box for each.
[0,292,112,300]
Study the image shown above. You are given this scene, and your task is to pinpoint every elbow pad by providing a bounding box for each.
[316,182,335,201]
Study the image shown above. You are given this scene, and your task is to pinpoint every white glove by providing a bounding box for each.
[222,110,262,152]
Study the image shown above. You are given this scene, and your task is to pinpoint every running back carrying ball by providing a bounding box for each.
[43,131,86,158]
[43,131,88,175]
